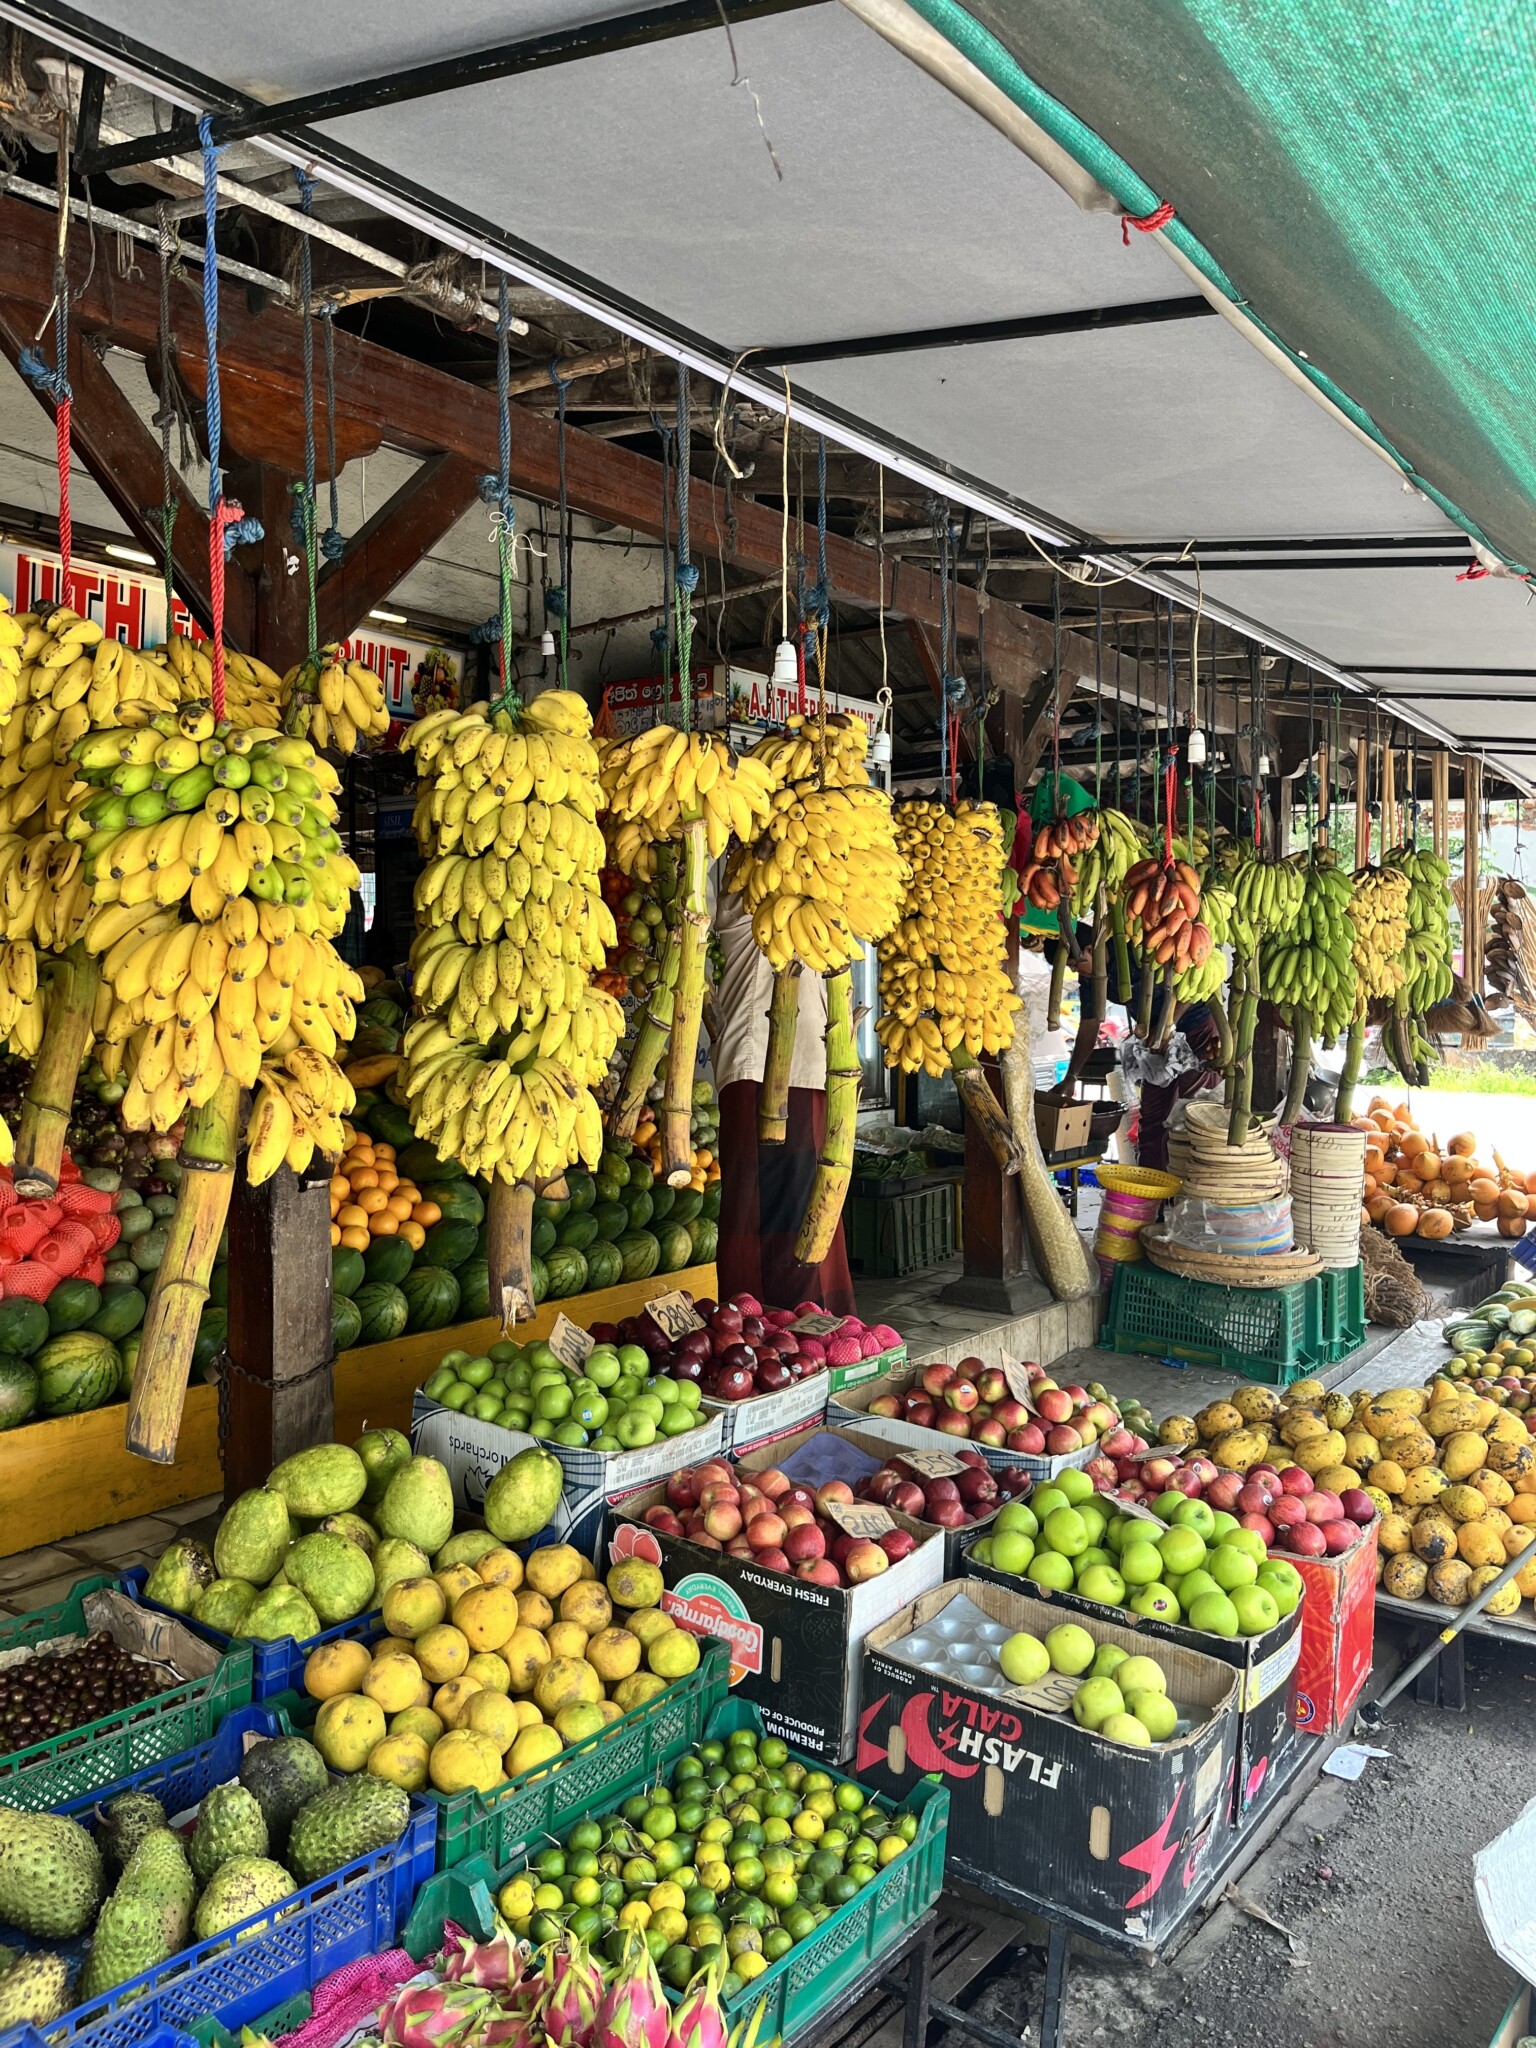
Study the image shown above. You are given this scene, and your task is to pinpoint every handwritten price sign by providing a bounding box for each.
[548,1314,595,1369]
[646,1291,706,1340]
[823,1500,896,1539]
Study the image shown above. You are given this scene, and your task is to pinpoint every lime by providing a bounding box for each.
[697,1862,731,1895]
[704,1765,731,1792]
[700,1816,733,1844]
[529,1911,565,1944]
[762,1844,797,1876]
[827,1874,859,1904]
[726,1924,762,1958]
[728,1772,757,1798]
[698,1740,725,1764]
[732,1856,765,1893]
[736,1952,768,1982]
[621,1795,651,1825]
[847,1835,880,1865]
[676,1799,709,1832]
[533,1883,564,1910]
[643,1805,678,1840]
[651,1881,686,1915]
[818,1829,849,1859]
[895,1813,918,1843]
[661,1946,696,1991]
[569,1849,601,1879]
[569,1819,603,1852]
[731,1892,769,1928]
[688,1914,725,1948]
[806,1789,837,1821]
[762,1817,793,1845]
[797,1876,824,1906]
[727,1799,763,1826]
[758,1736,789,1768]
[622,1856,657,1886]
[569,1905,604,1942]
[846,1862,876,1890]
[792,1810,824,1842]
[535,1847,567,1879]
[644,1928,670,1963]
[762,1872,798,1909]
[783,1907,817,1942]
[619,1900,651,1931]
[762,1790,797,1821]
[877,1835,906,1866]
[571,1877,602,1908]
[834,1782,866,1814]
[649,1908,688,1946]
[653,1839,687,1876]
[808,1849,842,1885]
[803,1771,833,1793]
[764,1927,794,1961]
[782,1762,807,1791]
[675,1755,705,1782]
[684,1886,719,1919]
[601,1879,625,1909]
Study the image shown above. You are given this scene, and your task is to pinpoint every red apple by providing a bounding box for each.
[1204,1473,1245,1514]
[878,1529,918,1563]
[783,1487,817,1513]
[1185,1455,1219,1488]
[779,1504,816,1532]
[1279,1465,1316,1497]
[1116,1482,1147,1502]
[1320,1520,1356,1556]
[992,1399,1030,1432]
[784,1522,827,1564]
[1085,1454,1117,1489]
[973,1418,1007,1447]
[937,1412,974,1438]
[957,1448,988,1469]
[926,1478,960,1504]
[844,1539,891,1581]
[890,1481,927,1518]
[1035,1388,1074,1424]
[976,1368,1010,1405]
[1282,1521,1327,1557]
[865,1469,902,1505]
[868,1394,902,1419]
[644,1506,685,1535]
[746,1511,787,1549]
[726,1538,755,1559]
[665,1472,698,1511]
[953,1356,986,1381]
[753,1547,790,1573]
[703,1502,743,1542]
[1235,1478,1276,1517]
[1141,1456,1180,1489]
[921,1363,957,1398]
[1304,1489,1344,1526]
[796,1558,842,1586]
[691,1534,723,1552]
[1238,1511,1275,1546]
[907,1400,939,1430]
[815,1480,855,1514]
[1045,1423,1083,1454]
[1083,1402,1118,1435]
[944,1380,979,1413]
[957,1469,998,1504]
[1101,1428,1134,1459]
[1269,1496,1308,1530]
[1169,1466,1203,1497]
[1009,1422,1046,1455]
[1339,1489,1376,1525]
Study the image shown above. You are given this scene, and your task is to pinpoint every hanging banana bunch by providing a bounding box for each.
[283,642,392,753]
[1333,862,1410,1121]
[1261,852,1356,1125]
[1072,807,1144,1004]
[1222,851,1302,1144]
[1380,842,1454,1086]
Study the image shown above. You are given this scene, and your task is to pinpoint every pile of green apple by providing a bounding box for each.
[421,1334,708,1450]
[996,1623,1179,1747]
[969,1468,1304,1639]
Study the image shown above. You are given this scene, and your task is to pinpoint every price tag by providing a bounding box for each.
[1000,1360,1036,1405]
[646,1291,705,1340]
[823,1500,896,1538]
[1001,1671,1082,1714]
[1116,1496,1168,1525]
[895,1449,968,1478]
[501,1283,533,1334]
[789,1312,846,1336]
[548,1313,595,1370]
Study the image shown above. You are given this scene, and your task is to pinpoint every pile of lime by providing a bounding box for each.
[422,1335,706,1449]
[495,1724,917,2000]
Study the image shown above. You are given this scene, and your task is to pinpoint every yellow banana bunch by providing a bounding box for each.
[875,800,1021,1076]
[746,708,872,787]
[600,724,777,859]
[1071,806,1145,915]
[1351,864,1410,1002]
[283,644,392,752]
[0,940,42,1058]
[0,591,29,725]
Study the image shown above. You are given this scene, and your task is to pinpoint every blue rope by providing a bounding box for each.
[803,434,829,622]
[475,277,518,707]
[18,345,66,404]
[292,167,320,657]
[674,362,693,731]
[198,119,263,563]
[319,307,344,558]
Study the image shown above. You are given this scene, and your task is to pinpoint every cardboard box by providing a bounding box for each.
[609,1426,946,1763]
[411,1395,609,1552]
[961,1539,1301,1827]
[827,1344,907,1397]
[702,1370,829,1453]
[1280,1524,1377,1733]
[858,1579,1240,1953]
[816,1426,1004,1575]
[411,1391,724,1503]
[1035,1095,1094,1155]
[829,1360,1097,1485]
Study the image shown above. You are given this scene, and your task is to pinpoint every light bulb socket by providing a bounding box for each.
[1186,728,1207,766]
[870,729,892,766]
[771,638,799,686]
[539,629,556,658]
[1258,752,1272,776]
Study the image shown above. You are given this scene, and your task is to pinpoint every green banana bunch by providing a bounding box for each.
[1261,853,1357,1042]
[1386,845,1455,1011]
[1071,807,1145,917]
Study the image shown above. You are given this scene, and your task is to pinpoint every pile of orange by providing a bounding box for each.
[329,1127,443,1252]
[632,1108,719,1194]
[1358,1096,1536,1241]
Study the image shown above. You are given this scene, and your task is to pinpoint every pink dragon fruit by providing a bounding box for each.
[664,1958,730,2048]
[794,1299,823,1318]
[379,1982,496,2048]
[540,1934,605,2048]
[442,1928,520,1988]
[796,1337,826,1365]
[481,2015,541,2048]
[859,1332,883,1359]
[593,1934,669,2048]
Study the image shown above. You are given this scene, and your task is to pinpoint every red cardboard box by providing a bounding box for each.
[1281,1524,1377,1733]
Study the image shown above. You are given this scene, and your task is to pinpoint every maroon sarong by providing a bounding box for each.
[715,1080,857,1317]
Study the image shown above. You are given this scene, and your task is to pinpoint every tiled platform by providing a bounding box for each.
[0,1493,219,1616]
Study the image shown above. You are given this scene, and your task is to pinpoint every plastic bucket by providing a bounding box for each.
[1093,1167,1181,1282]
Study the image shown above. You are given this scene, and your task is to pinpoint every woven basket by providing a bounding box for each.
[1139,1226,1322,1287]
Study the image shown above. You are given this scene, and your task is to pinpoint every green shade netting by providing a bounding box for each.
[903,0,1536,574]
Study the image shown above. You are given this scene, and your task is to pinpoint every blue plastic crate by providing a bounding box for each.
[0,1704,436,2048]
[120,1568,384,1702]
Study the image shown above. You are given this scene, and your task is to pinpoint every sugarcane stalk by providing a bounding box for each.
[795,967,858,1264]
[15,941,99,1199]
[759,964,801,1146]
[1002,1038,1098,1301]
[950,1046,1026,1175]
[1280,1012,1313,1127]
[662,814,709,1186]
[1150,965,1178,1051]
[1227,972,1261,1146]
[1135,953,1156,1037]
[609,949,676,1142]
[127,1074,240,1463]
[1109,896,1132,1005]
[487,1176,536,1327]
[1335,1015,1364,1123]
[1045,940,1068,1033]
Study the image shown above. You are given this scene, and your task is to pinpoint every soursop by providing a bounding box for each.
[97,1790,167,1871]
[0,1809,103,1937]
[123,1828,196,1943]
[0,1952,71,2029]
[192,1856,293,1941]
[190,1783,268,1884]
[287,1777,410,1885]
[79,1889,172,2001]
[238,1735,329,1856]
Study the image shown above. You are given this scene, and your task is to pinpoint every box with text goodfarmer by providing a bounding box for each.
[608,1426,945,1762]
[857,1579,1241,1952]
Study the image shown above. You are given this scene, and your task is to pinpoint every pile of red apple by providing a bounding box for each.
[1102,1449,1376,1558]
[598,1291,901,1402]
[854,1450,1031,1529]
[868,1356,1140,1459]
[640,1456,920,1585]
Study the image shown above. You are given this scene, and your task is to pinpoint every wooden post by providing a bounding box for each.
[222,1168,334,1502]
[1463,755,1484,997]
[1355,738,1371,868]
[1381,746,1396,853]
[1431,751,1451,860]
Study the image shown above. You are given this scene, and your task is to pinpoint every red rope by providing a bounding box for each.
[54,396,72,594]
[1122,200,1176,246]
[206,500,247,722]
[1162,748,1177,864]
[1456,562,1489,582]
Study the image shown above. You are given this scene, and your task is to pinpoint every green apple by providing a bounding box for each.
[1071,1676,1125,1729]
[1119,1540,1164,1586]
[1100,1711,1152,1747]
[1157,1525,1207,1578]
[1030,1485,1071,1523]
[1257,1561,1303,1616]
[969,1537,995,1566]
[1076,1564,1127,1606]
[1176,1568,1221,1608]
[1114,1654,1166,1697]
[1208,1545,1259,1591]
[1074,1546,1114,1574]
[1044,1623,1096,1675]
[1056,1468,1095,1505]
[1230,1584,1280,1637]
[1188,1590,1240,1638]
[1153,1490,1187,1521]
[991,1530,1035,1575]
[1223,1526,1270,1566]
[1131,1584,1180,1621]
[1028,1551,1074,1592]
[1128,1690,1179,1741]
[997,1631,1051,1686]
[996,1501,1038,1538]
[1210,1510,1240,1540]
[1043,1507,1089,1557]
[1077,1500,1109,1545]
[1091,1642,1129,1680]
[1172,1497,1216,1541]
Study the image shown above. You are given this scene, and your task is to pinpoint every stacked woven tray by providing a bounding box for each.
[1167,1100,1289,1202]
[1139,1226,1322,1286]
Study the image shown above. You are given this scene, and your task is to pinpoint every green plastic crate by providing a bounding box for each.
[403,1696,948,2043]
[846,1182,958,1278]
[1316,1263,1366,1364]
[0,1573,254,1811]
[1101,1262,1325,1384]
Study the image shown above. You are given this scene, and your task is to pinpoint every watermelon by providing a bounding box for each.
[648,1184,676,1225]
[398,1140,464,1185]
[584,1240,624,1292]
[353,1281,410,1346]
[358,996,406,1032]
[117,1332,140,1393]
[531,1253,549,1305]
[615,1230,661,1283]
[544,1247,589,1300]
[565,1170,596,1215]
[193,1308,227,1371]
[627,1157,654,1190]
[670,1189,704,1225]
[600,1147,632,1184]
[531,1217,558,1258]
[593,1173,622,1206]
[701,1184,721,1223]
[421,1219,479,1271]
[590,1201,629,1242]
[689,1219,718,1264]
[0,1353,36,1429]
[402,1265,461,1332]
[656,1223,695,1274]
[625,1188,655,1232]
[47,1279,102,1333]
[332,1294,364,1354]
[456,1258,490,1320]
[556,1213,600,1253]
[0,1297,50,1358]
[364,1236,416,1288]
[331,1246,367,1299]
[367,1101,416,1149]
[424,1181,484,1228]
[89,1284,147,1342]
[206,1264,229,1310]
[533,1193,570,1226]
[34,1330,122,1416]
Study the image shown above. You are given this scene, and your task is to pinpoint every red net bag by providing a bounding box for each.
[0,1203,60,1259]
[81,1211,121,1254]
[1,1261,55,1300]
[77,1256,106,1286]
[56,1181,114,1217]
[34,1221,97,1275]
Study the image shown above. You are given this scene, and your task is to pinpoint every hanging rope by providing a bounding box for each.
[19,112,75,596]
[673,363,695,732]
[475,275,519,709]
[150,208,181,625]
[289,168,322,664]
[318,306,344,561]
[546,361,572,688]
[650,407,675,705]
[811,435,830,769]
[1121,200,1176,245]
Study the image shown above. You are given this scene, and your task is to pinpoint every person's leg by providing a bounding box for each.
[715,1080,765,1306]
[756,1088,858,1316]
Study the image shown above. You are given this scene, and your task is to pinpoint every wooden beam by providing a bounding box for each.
[316,451,486,649]
[222,1169,334,1502]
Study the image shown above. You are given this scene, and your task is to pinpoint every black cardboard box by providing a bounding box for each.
[857,1579,1241,1954]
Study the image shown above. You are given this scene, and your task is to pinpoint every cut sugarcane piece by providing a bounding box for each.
[950,1046,1026,1175]
[661,814,709,1186]
[486,1176,536,1326]
[759,964,801,1146]
[610,939,677,1142]
[796,967,857,1264]
[1000,1036,1097,1301]
[15,942,99,1199]
[127,1074,240,1463]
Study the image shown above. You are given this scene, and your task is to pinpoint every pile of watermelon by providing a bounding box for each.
[535,1143,719,1301]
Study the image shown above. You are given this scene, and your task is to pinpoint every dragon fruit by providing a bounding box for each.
[379,1982,496,2048]
[664,1958,730,2048]
[442,1926,521,1988]
[593,1934,669,2048]
[540,1934,605,2048]
[481,2014,541,2048]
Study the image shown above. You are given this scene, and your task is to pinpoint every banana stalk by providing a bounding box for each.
[661,814,709,1186]
[127,1074,240,1464]
[1134,955,1156,1038]
[1335,1015,1364,1124]
[795,967,857,1264]
[950,1046,1026,1175]
[1063,902,1107,1093]
[1227,967,1261,1146]
[1109,896,1132,1006]
[1000,1037,1098,1301]
[15,942,100,1199]
[610,939,677,1142]
[1280,1013,1312,1127]
[1150,965,1178,1053]
[1045,939,1068,1034]
[486,1177,536,1325]
[758,965,802,1146]
[1207,987,1234,1070]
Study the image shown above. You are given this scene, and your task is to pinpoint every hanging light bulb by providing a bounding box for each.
[771,638,798,686]
[1187,727,1207,766]
[539,628,556,658]
[1258,749,1272,776]
[870,728,892,767]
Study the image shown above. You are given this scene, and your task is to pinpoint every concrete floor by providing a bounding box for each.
[0,1495,218,1616]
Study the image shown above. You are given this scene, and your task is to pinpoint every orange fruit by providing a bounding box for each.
[350,1167,380,1191]
[357,1187,389,1214]
[337,1203,370,1230]
[400,1220,427,1251]
[413,1201,442,1227]
[340,1225,370,1252]
[371,1212,400,1235]
[329,1222,342,1246]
